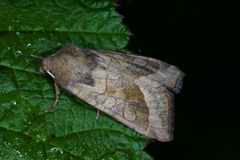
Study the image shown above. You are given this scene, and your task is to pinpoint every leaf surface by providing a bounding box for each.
[0,0,152,159]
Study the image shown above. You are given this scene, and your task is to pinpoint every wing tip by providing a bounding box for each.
[173,71,185,94]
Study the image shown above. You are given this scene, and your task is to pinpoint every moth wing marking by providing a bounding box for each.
[90,50,184,93]
[67,67,173,141]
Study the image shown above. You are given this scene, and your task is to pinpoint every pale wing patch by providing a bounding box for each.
[140,87,174,141]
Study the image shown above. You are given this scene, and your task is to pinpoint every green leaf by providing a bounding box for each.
[0,0,152,159]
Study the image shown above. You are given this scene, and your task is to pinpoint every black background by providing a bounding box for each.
[116,0,239,159]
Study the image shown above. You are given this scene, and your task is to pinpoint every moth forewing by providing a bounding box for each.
[31,43,184,142]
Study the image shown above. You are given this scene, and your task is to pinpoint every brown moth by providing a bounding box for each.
[30,43,184,142]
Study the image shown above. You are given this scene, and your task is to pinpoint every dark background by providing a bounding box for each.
[116,0,239,159]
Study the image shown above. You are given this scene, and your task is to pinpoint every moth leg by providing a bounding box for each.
[44,79,61,113]
[95,109,100,120]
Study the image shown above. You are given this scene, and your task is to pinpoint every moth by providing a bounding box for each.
[31,43,184,142]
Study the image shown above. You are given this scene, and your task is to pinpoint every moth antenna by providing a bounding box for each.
[30,54,44,60]
[46,70,55,79]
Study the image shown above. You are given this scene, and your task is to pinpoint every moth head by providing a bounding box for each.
[30,54,55,79]
[41,57,55,79]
